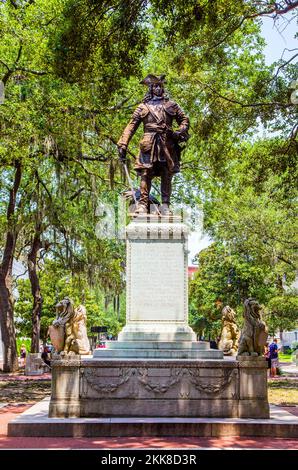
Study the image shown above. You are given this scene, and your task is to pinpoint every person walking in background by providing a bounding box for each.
[264,342,271,377]
[19,344,27,368]
[41,346,51,369]
[269,338,280,378]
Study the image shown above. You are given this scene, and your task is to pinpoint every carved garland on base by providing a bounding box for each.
[82,367,133,393]
[81,367,238,397]
[188,368,238,394]
[137,367,183,393]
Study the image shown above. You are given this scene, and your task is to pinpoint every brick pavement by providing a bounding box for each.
[0,372,51,381]
[1,371,297,450]
[1,402,298,449]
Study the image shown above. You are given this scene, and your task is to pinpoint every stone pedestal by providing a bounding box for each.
[49,356,81,417]
[120,218,196,342]
[49,217,269,420]
[49,356,269,419]
[94,217,220,360]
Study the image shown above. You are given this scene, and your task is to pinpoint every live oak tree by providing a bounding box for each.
[0,0,297,369]
[0,161,22,371]
[0,0,128,369]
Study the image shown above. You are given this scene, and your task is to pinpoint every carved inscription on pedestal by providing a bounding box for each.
[128,241,187,322]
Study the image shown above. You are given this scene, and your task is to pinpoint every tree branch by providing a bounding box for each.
[15,67,47,76]
[289,122,298,140]
[191,2,298,51]
[0,160,22,278]
[35,170,53,202]
[0,60,11,72]
[14,269,29,281]
[195,78,294,108]
[272,53,298,81]
[93,122,137,160]
[208,17,246,50]
[252,1,298,18]
[68,155,126,190]
[1,43,23,85]
[15,44,23,65]
[276,254,296,268]
[108,95,132,111]
[69,187,85,201]
[79,153,109,162]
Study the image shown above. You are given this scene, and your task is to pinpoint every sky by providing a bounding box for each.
[188,13,298,266]
[261,13,297,65]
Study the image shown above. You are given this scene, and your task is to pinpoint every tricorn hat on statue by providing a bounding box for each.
[140,74,166,86]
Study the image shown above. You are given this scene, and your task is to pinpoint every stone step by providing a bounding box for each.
[118,333,198,342]
[105,341,209,350]
[93,348,223,359]
[8,399,298,438]
[117,325,197,343]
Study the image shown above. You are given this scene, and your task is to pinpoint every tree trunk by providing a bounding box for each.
[116,294,120,320]
[104,295,110,310]
[0,161,22,372]
[279,329,284,352]
[28,229,42,353]
[0,281,18,371]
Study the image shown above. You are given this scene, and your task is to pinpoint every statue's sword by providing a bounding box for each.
[121,161,138,206]
[121,161,161,216]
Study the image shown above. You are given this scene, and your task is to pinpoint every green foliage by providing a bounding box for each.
[189,241,297,336]
[190,312,222,342]
[16,337,31,356]
[14,260,125,341]
[190,242,276,312]
[0,0,297,359]
[50,0,149,86]
[266,293,298,334]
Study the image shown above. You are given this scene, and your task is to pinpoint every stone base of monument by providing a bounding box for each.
[118,323,197,342]
[25,353,49,376]
[8,398,298,438]
[46,202,270,420]
[93,339,223,359]
[46,355,269,419]
[8,217,273,438]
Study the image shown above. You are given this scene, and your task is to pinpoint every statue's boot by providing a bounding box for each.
[160,203,172,216]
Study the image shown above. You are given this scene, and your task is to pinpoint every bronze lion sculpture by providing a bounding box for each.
[237,298,268,356]
[218,306,240,356]
[49,297,90,355]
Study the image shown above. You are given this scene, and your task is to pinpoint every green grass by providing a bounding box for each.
[279,353,294,363]
[268,379,298,406]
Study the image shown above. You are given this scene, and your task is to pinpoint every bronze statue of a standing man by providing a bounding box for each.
[117,75,190,215]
